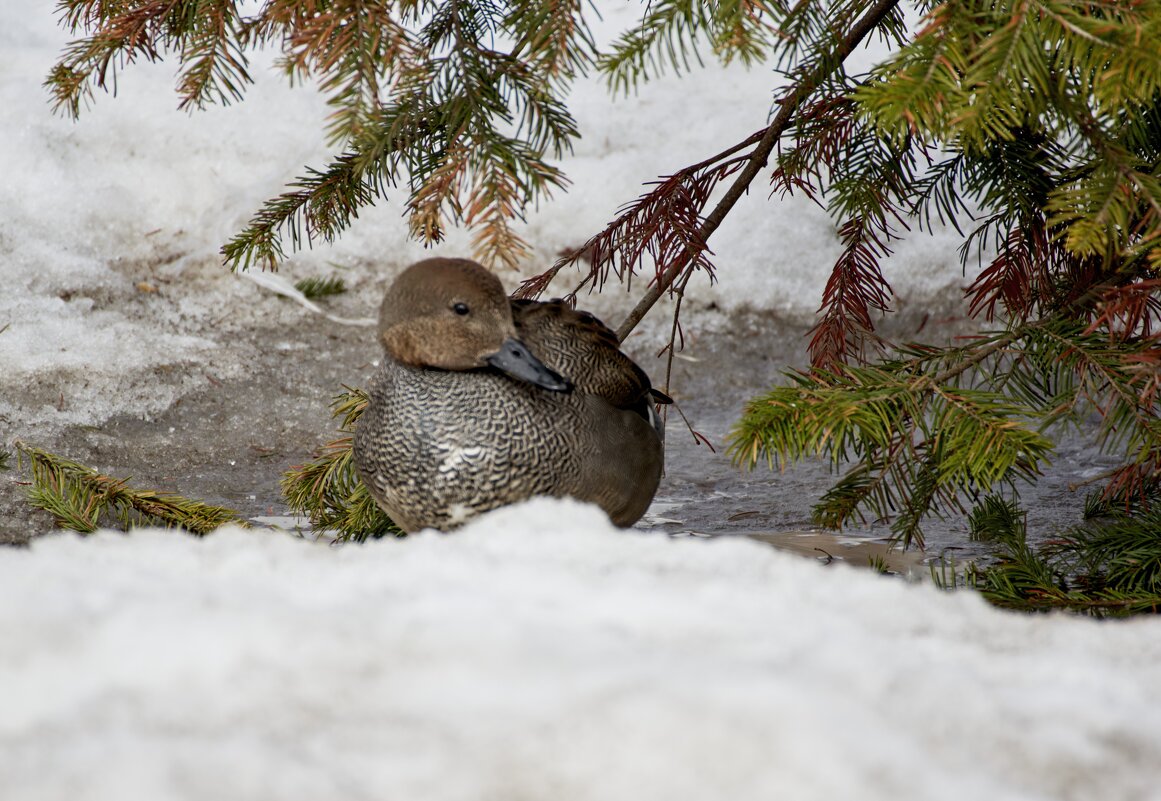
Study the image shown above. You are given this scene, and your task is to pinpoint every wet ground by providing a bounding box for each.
[1,280,1110,573]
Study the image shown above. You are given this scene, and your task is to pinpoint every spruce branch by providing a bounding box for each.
[506,0,596,78]
[280,387,401,542]
[261,1,416,144]
[731,308,1161,546]
[599,1,713,94]
[47,0,256,116]
[968,494,1025,543]
[858,0,1161,278]
[48,0,178,118]
[967,217,1057,321]
[807,215,895,370]
[1088,279,1161,342]
[515,130,765,300]
[1026,324,1161,449]
[222,144,395,270]
[771,92,859,206]
[616,0,901,342]
[599,0,822,91]
[1096,456,1161,517]
[52,0,590,272]
[16,441,244,535]
[174,1,252,110]
[727,328,1059,546]
[968,495,1161,615]
[888,452,953,549]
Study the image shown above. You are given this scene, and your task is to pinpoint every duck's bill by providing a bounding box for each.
[486,337,572,392]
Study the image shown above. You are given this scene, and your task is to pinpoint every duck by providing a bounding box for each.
[353,257,666,533]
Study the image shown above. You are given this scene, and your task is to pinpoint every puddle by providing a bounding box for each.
[742,530,929,578]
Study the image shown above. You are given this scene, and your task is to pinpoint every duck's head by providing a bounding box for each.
[378,258,571,392]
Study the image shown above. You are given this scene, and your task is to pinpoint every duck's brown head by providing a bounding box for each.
[378,258,571,392]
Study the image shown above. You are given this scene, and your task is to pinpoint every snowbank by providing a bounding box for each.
[2,498,1159,801]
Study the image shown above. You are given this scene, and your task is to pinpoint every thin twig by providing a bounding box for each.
[655,268,715,449]
[662,267,696,393]
[930,330,1022,386]
[1068,467,1123,492]
[671,398,717,451]
[614,0,901,342]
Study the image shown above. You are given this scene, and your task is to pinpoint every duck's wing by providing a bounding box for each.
[511,299,667,416]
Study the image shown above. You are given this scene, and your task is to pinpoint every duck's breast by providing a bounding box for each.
[353,360,586,530]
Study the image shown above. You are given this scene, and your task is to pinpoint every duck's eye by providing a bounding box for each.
[452,302,470,316]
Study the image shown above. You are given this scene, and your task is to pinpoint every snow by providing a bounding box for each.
[4,4,1161,799]
[2,501,1160,801]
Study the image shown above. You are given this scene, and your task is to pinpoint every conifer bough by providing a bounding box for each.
[17,442,245,535]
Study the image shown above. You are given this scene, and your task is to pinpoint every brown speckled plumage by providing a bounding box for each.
[353,258,665,532]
